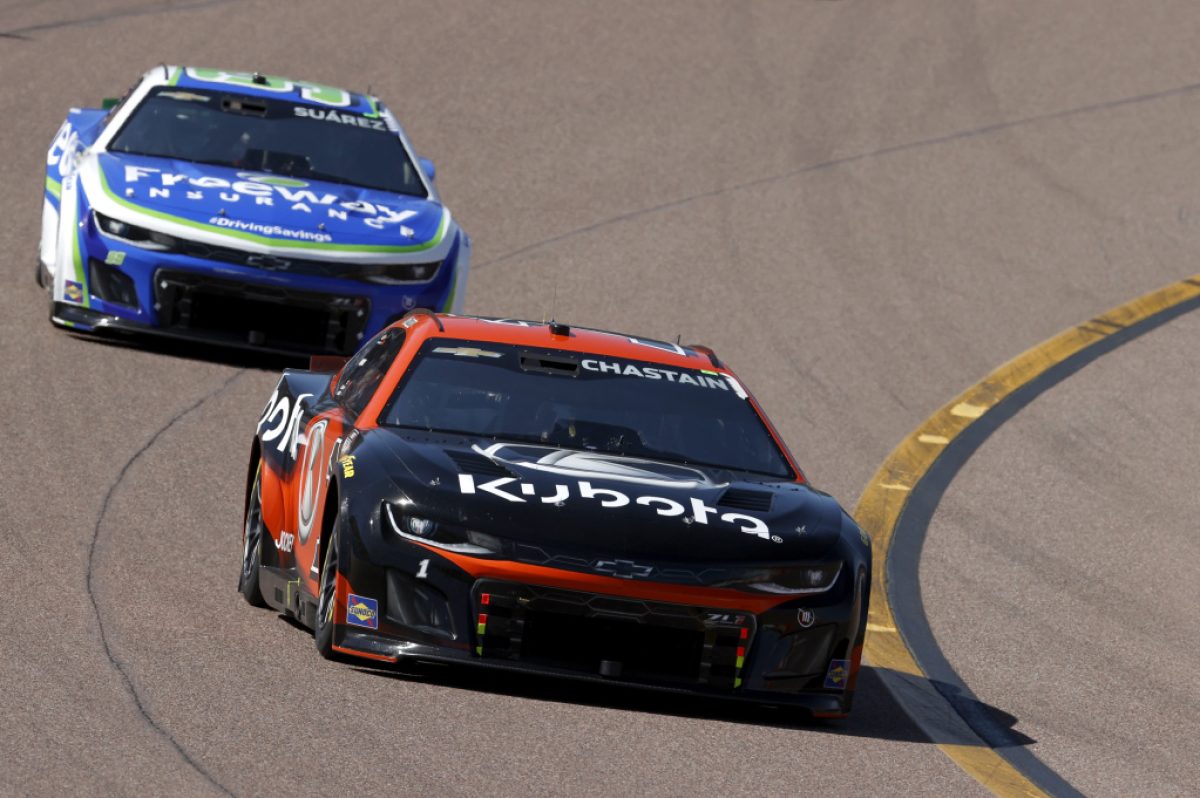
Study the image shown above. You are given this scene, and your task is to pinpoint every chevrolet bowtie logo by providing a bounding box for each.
[594,559,654,579]
[433,347,503,358]
[246,254,292,271]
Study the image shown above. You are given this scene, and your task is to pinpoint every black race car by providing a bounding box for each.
[239,312,871,717]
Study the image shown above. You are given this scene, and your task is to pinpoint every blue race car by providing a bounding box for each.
[39,66,470,356]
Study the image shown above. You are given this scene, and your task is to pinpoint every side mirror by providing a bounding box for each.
[101,97,120,110]
[418,157,436,182]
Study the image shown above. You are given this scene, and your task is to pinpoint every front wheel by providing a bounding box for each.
[314,519,341,659]
[238,462,268,607]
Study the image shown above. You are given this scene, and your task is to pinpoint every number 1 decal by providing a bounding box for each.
[416,559,430,579]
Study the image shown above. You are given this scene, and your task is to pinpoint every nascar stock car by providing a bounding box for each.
[239,312,871,717]
[39,66,469,356]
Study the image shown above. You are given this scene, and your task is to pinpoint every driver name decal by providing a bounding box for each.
[293,107,387,130]
[581,359,732,391]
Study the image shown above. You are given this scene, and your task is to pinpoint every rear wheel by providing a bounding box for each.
[238,462,268,607]
[314,519,341,659]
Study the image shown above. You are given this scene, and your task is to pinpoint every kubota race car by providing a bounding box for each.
[40,66,469,356]
[239,312,871,716]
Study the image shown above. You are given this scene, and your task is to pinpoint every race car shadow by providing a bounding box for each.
[65,328,306,371]
[350,659,1034,748]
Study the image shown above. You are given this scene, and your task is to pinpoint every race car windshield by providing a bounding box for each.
[107,87,427,197]
[380,340,795,479]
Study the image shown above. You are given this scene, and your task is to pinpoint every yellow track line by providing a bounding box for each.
[854,275,1200,797]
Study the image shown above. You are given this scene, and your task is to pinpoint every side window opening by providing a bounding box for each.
[335,329,406,417]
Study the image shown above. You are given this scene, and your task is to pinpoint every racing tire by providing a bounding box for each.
[238,463,268,607]
[36,259,50,290]
[314,517,341,659]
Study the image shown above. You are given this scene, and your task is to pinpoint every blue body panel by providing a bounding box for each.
[45,108,107,210]
[78,218,462,331]
[98,152,445,250]
[46,68,468,355]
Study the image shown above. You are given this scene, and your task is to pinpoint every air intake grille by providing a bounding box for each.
[445,450,514,478]
[717,488,773,512]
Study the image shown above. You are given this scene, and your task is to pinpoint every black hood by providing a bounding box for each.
[362,429,846,563]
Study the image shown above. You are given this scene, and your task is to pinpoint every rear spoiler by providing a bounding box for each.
[688,344,723,368]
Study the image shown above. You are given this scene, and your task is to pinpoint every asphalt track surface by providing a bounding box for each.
[1,2,1197,795]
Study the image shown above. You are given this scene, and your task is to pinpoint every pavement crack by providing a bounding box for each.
[474,78,1200,272]
[84,370,245,798]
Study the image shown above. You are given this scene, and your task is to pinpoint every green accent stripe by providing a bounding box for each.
[45,176,62,200]
[70,191,90,308]
[441,270,459,313]
[168,66,182,86]
[98,168,449,254]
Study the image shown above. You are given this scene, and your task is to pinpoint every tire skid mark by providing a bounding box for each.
[0,0,241,38]
[475,79,1200,272]
[85,370,244,798]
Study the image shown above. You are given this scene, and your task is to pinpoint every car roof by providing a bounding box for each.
[397,313,724,372]
[146,66,380,117]
[356,312,803,481]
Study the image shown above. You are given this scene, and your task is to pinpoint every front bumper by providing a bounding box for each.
[329,534,866,716]
[338,629,854,716]
[53,224,463,355]
[52,269,371,356]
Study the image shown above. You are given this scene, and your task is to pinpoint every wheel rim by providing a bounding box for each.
[242,471,263,580]
[317,530,338,627]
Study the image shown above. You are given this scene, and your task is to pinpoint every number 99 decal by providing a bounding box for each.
[184,68,353,107]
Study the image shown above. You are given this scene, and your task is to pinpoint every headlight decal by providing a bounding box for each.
[717,562,843,595]
[94,211,172,250]
[383,503,498,556]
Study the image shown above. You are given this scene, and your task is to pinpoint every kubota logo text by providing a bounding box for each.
[457,475,773,541]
